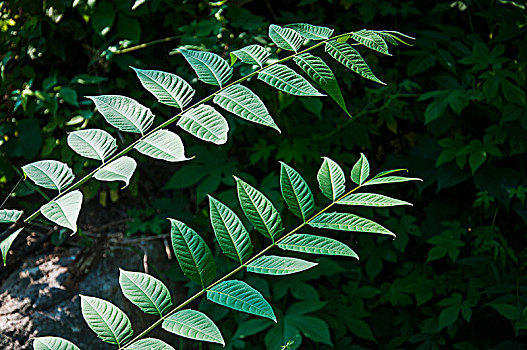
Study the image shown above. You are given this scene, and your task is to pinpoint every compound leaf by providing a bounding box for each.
[235,177,284,241]
[337,193,412,207]
[350,29,391,55]
[280,162,314,221]
[94,156,137,188]
[213,84,280,132]
[119,269,172,316]
[134,129,190,162]
[309,212,395,237]
[80,295,133,346]
[268,24,303,52]
[67,129,117,162]
[230,45,270,67]
[317,157,346,201]
[22,160,74,192]
[325,41,385,84]
[179,49,232,87]
[246,255,317,275]
[351,153,370,185]
[285,23,334,40]
[33,336,80,350]
[132,67,195,109]
[162,309,225,346]
[169,218,216,287]
[177,105,229,145]
[88,95,155,135]
[293,53,350,116]
[0,209,23,224]
[207,280,276,322]
[258,64,324,96]
[127,338,175,350]
[1,227,23,266]
[208,196,253,264]
[41,190,83,234]
[278,233,358,258]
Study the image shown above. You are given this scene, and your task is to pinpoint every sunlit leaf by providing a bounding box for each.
[80,295,133,346]
[162,309,225,345]
[134,129,190,162]
[364,176,422,186]
[213,84,280,132]
[268,24,303,52]
[33,336,80,350]
[337,193,412,207]
[209,196,253,264]
[246,255,317,275]
[94,156,137,188]
[280,162,314,221]
[278,233,358,258]
[317,157,346,201]
[88,95,155,134]
[309,212,395,237]
[119,269,172,316]
[207,280,276,321]
[285,23,334,40]
[0,209,23,224]
[41,190,83,233]
[258,64,324,96]
[169,218,216,287]
[1,227,23,266]
[67,129,117,162]
[177,105,229,145]
[179,49,233,87]
[351,153,370,185]
[132,67,195,109]
[350,29,391,55]
[127,338,175,350]
[230,45,270,67]
[22,160,74,192]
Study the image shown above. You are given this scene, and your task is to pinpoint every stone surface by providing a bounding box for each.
[0,240,183,349]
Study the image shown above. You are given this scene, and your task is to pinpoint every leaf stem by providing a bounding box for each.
[22,31,353,226]
[119,181,365,349]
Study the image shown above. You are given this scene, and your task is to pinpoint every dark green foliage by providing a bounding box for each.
[1,0,526,349]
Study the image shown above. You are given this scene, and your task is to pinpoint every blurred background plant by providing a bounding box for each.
[0,0,526,348]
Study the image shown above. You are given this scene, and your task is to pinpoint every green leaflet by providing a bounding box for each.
[169,218,216,287]
[134,129,190,162]
[309,212,395,237]
[350,29,391,56]
[230,44,270,67]
[293,52,350,116]
[258,64,324,96]
[337,193,412,207]
[177,104,229,145]
[246,255,317,275]
[325,40,385,85]
[94,156,137,188]
[280,162,315,221]
[208,196,253,264]
[80,295,133,346]
[371,168,409,179]
[179,48,233,87]
[162,309,225,345]
[213,84,281,132]
[22,160,74,192]
[1,227,23,266]
[33,336,80,350]
[87,95,155,135]
[351,153,370,185]
[317,157,346,201]
[285,23,334,40]
[67,129,117,162]
[235,176,284,241]
[364,176,423,186]
[0,209,23,223]
[278,234,358,258]
[127,338,175,350]
[40,190,83,234]
[268,24,304,52]
[119,269,172,316]
[207,280,276,322]
[132,67,195,109]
